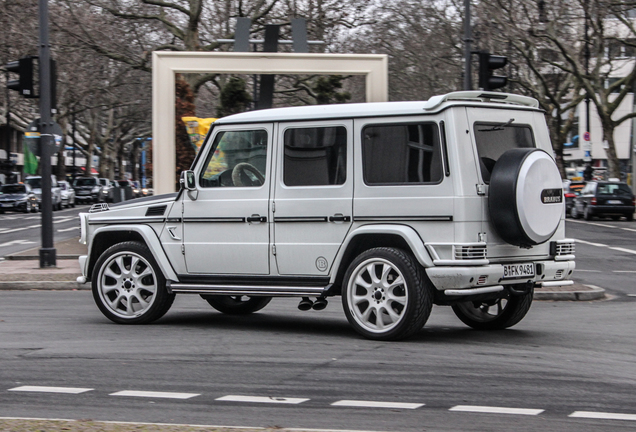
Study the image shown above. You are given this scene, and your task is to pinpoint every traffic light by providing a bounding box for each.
[478,52,508,91]
[5,56,38,98]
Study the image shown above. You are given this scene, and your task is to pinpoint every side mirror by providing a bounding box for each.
[180,170,196,191]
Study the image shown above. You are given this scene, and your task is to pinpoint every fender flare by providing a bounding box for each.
[87,224,179,282]
[330,224,434,283]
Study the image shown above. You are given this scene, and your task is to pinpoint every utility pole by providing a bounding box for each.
[463,0,472,90]
[38,0,56,267]
[584,0,592,168]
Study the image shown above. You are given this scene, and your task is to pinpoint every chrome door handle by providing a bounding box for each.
[246,214,267,223]
[329,214,351,222]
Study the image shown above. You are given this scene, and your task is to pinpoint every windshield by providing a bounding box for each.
[473,122,535,183]
[25,178,41,188]
[74,178,97,186]
[1,185,26,194]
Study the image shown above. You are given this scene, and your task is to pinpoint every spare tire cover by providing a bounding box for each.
[488,148,563,247]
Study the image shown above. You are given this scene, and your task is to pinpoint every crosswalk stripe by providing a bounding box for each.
[216,395,309,404]
[9,386,93,394]
[110,390,199,399]
[449,405,544,415]
[332,400,423,409]
[569,411,636,421]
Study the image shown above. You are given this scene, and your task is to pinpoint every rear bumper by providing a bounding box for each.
[426,259,575,291]
[588,205,635,215]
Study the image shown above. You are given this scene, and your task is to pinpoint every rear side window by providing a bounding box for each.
[474,122,535,183]
[283,126,347,186]
[597,183,632,195]
[362,122,442,185]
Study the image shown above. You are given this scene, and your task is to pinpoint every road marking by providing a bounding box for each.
[568,219,636,232]
[216,395,309,404]
[627,294,636,297]
[8,386,92,394]
[0,240,37,248]
[57,227,78,232]
[110,390,199,399]
[53,217,75,224]
[332,400,424,409]
[574,238,636,255]
[614,270,636,273]
[575,269,602,273]
[569,411,636,421]
[449,405,544,416]
[1,224,40,234]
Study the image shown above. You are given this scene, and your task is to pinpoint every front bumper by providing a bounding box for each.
[426,259,576,292]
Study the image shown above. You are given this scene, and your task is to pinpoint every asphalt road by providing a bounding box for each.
[0,215,635,431]
[0,204,91,257]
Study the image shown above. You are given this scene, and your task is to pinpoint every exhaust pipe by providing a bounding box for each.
[312,297,328,310]
[298,297,313,311]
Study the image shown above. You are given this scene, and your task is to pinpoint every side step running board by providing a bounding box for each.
[168,282,328,297]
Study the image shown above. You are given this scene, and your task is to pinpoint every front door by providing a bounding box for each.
[273,121,354,275]
[183,124,273,275]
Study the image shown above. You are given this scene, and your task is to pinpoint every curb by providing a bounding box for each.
[533,284,606,301]
[0,281,90,290]
[4,254,81,261]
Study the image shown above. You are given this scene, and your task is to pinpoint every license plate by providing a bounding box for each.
[607,200,622,204]
[503,263,535,279]
[78,191,89,195]
[0,203,11,208]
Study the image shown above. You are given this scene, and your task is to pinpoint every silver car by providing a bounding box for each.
[58,180,76,208]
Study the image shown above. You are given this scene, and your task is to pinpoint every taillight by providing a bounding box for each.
[632,197,635,206]
[564,193,576,198]
[591,197,597,205]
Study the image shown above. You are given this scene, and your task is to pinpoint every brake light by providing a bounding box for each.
[632,197,635,206]
[591,197,597,205]
[564,193,576,198]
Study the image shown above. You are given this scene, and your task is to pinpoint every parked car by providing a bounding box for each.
[0,183,39,213]
[25,175,63,210]
[73,177,103,204]
[571,180,635,221]
[58,180,76,208]
[116,180,135,200]
[98,178,116,203]
[563,180,585,217]
[78,91,575,341]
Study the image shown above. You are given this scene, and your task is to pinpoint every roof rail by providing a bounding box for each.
[423,91,540,111]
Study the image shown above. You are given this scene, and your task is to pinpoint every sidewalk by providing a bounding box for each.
[0,237,606,300]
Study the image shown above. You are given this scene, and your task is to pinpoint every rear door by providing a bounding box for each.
[273,121,353,275]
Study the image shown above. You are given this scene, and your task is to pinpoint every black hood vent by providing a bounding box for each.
[145,205,167,217]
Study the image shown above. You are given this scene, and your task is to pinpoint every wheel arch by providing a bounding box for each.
[330,224,434,295]
[86,225,178,282]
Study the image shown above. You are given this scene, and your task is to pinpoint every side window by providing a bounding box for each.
[200,129,268,187]
[283,126,347,186]
[362,122,443,185]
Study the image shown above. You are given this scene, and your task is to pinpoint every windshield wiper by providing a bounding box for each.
[478,118,515,132]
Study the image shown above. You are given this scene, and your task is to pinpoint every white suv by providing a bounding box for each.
[78,91,575,340]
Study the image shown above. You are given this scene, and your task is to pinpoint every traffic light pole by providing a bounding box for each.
[38,0,56,267]
[463,0,472,90]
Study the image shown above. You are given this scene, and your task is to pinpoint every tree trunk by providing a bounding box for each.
[602,123,621,179]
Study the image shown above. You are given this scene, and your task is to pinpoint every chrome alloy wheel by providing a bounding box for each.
[97,251,157,319]
[346,258,408,334]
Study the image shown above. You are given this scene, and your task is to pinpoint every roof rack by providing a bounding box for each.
[423,91,539,111]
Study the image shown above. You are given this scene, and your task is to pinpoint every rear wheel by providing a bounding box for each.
[584,206,593,221]
[627,213,634,221]
[92,241,175,324]
[342,247,433,341]
[570,205,580,219]
[451,286,533,330]
[201,295,272,315]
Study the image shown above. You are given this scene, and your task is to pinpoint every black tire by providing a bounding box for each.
[201,295,272,315]
[627,213,634,222]
[342,247,433,341]
[488,148,563,248]
[23,202,31,213]
[584,206,593,221]
[92,241,175,324]
[451,286,533,330]
[611,215,621,221]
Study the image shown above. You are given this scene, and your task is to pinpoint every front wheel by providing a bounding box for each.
[451,286,533,330]
[342,247,433,341]
[92,241,175,324]
[201,295,272,315]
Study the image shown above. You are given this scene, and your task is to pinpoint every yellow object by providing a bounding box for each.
[182,117,217,153]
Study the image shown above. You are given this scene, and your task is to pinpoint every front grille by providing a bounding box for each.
[455,245,487,260]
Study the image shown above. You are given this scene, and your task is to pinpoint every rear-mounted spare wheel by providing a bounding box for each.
[489,148,563,248]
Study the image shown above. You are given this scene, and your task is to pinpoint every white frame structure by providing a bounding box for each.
[152,51,389,194]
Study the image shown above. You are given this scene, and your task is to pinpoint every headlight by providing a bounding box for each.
[91,186,100,193]
[102,190,109,194]
[142,188,148,195]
